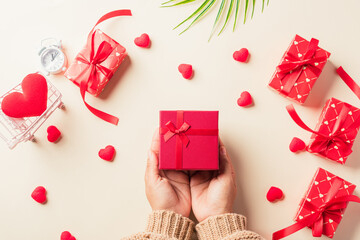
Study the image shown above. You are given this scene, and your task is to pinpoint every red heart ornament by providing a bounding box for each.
[61,231,76,240]
[289,137,306,153]
[266,186,284,202]
[233,48,249,62]
[134,33,151,48]
[1,73,48,118]
[178,64,193,79]
[31,186,47,204]
[98,145,116,161]
[47,125,61,143]
[237,91,253,107]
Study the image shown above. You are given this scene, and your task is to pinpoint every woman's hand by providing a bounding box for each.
[145,129,191,218]
[190,139,237,222]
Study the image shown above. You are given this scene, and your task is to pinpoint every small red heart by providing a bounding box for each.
[233,48,249,62]
[47,125,61,143]
[237,91,252,107]
[134,33,151,48]
[289,137,306,153]
[31,186,47,204]
[1,73,48,118]
[98,145,116,161]
[61,231,76,240]
[178,64,193,79]
[266,186,284,202]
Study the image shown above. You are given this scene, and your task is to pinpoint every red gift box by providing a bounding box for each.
[64,10,132,125]
[273,168,360,240]
[308,98,360,163]
[65,29,126,97]
[269,35,331,104]
[159,110,219,170]
[286,67,360,164]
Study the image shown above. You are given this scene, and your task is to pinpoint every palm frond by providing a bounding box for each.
[251,0,255,19]
[173,0,211,30]
[209,0,227,40]
[218,0,235,35]
[162,0,269,38]
[180,0,216,34]
[243,0,249,23]
[161,0,196,7]
[233,0,240,31]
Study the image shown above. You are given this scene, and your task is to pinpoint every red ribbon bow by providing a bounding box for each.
[273,178,360,240]
[276,38,327,95]
[164,121,191,147]
[286,104,360,160]
[73,9,132,125]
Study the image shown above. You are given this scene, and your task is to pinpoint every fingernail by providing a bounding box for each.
[220,146,227,155]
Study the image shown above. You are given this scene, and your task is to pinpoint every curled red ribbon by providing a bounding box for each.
[277,38,327,95]
[160,111,218,170]
[74,9,132,125]
[273,178,360,240]
[286,104,360,160]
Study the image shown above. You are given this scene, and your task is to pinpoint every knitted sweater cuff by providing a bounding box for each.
[195,213,247,239]
[146,210,194,240]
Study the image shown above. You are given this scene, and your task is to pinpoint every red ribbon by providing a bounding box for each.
[276,38,327,95]
[160,111,218,170]
[74,9,132,125]
[337,66,360,100]
[286,104,360,160]
[273,178,360,240]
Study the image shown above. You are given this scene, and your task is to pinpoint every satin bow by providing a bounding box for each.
[76,33,114,90]
[276,38,327,95]
[163,121,191,147]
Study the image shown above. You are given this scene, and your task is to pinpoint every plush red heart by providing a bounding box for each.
[47,125,61,143]
[98,145,116,161]
[134,33,151,48]
[266,186,284,202]
[61,231,76,240]
[31,186,47,204]
[1,73,48,118]
[237,91,252,107]
[178,64,193,79]
[289,137,306,153]
[233,48,249,62]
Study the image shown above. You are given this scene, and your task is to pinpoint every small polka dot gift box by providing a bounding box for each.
[64,10,132,125]
[159,110,219,170]
[268,35,331,104]
[273,168,360,240]
[286,67,360,164]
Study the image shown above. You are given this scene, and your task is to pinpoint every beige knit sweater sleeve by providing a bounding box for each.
[121,210,194,240]
[122,210,263,240]
[196,213,264,240]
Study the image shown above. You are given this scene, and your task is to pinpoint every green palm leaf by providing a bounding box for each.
[161,0,178,5]
[233,0,240,31]
[161,0,196,7]
[180,0,216,34]
[161,0,269,38]
[244,0,249,23]
[173,0,211,30]
[209,0,227,40]
[251,0,255,19]
[218,0,235,35]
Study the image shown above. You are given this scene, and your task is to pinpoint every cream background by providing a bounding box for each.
[0,0,360,239]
